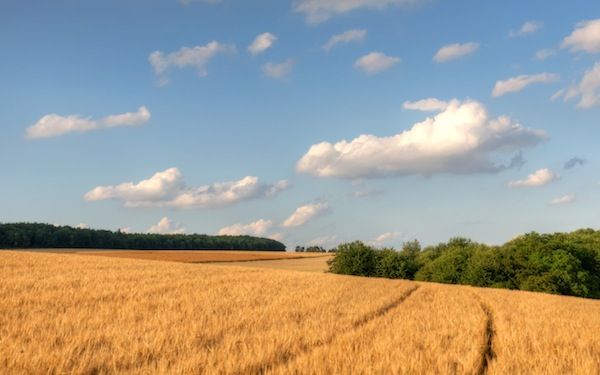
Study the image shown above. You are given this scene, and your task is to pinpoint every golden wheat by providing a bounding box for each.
[1,251,599,374]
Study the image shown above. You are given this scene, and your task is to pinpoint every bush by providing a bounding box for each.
[328,230,600,299]
[328,241,378,276]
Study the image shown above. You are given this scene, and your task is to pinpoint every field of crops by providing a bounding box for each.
[77,250,327,263]
[1,250,599,374]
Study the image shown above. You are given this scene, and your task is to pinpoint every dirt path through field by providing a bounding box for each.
[244,285,421,374]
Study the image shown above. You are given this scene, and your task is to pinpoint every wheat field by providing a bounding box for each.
[1,251,599,374]
[77,250,327,263]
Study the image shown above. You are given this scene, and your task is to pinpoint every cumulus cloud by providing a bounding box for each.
[84,167,289,209]
[26,106,150,139]
[217,219,273,236]
[293,0,422,24]
[148,41,235,84]
[559,62,600,108]
[433,42,479,63]
[508,168,559,188]
[248,32,277,55]
[147,217,186,234]
[262,59,294,79]
[282,202,330,228]
[323,29,367,51]
[354,52,400,74]
[564,157,586,170]
[509,21,543,37]
[492,73,560,97]
[550,194,575,205]
[535,49,556,60]
[75,223,89,229]
[297,99,546,179]
[402,98,449,112]
[561,19,600,54]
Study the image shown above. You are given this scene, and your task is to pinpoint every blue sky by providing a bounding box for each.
[1,0,600,249]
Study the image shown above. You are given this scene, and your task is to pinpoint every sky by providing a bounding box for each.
[1,0,600,249]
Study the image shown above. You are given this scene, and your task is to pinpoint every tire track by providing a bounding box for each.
[240,284,420,375]
[473,295,496,375]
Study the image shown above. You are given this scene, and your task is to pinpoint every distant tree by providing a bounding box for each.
[0,223,286,251]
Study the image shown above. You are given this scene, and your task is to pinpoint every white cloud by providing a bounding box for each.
[84,167,289,209]
[26,106,150,139]
[217,219,273,236]
[550,194,575,205]
[323,29,367,51]
[433,42,479,63]
[508,168,559,188]
[147,217,186,234]
[75,223,89,229]
[402,98,449,112]
[550,89,565,101]
[509,21,543,37]
[562,19,600,54]
[294,0,422,23]
[354,52,400,74]
[559,62,600,108]
[262,59,294,79]
[371,231,403,246]
[492,73,560,97]
[535,49,556,60]
[248,32,277,55]
[282,202,330,228]
[148,41,235,84]
[297,99,546,179]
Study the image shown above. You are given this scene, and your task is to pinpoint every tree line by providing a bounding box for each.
[328,229,600,299]
[0,223,286,251]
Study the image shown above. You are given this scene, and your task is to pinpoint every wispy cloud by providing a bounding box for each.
[26,106,150,139]
[248,32,277,55]
[492,73,559,97]
[262,59,294,79]
[354,52,400,74]
[294,0,424,24]
[550,194,575,205]
[564,157,586,170]
[562,19,600,54]
[282,202,330,227]
[323,29,367,51]
[433,42,479,63]
[509,21,543,37]
[149,41,235,84]
[508,168,559,188]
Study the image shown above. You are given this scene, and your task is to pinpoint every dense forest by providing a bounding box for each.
[0,223,286,251]
[328,229,600,299]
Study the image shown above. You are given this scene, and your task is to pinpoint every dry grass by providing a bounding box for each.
[1,251,599,374]
[77,250,328,263]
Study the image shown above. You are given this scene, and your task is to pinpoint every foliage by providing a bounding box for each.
[327,241,378,276]
[329,229,600,299]
[0,223,286,251]
[295,245,330,253]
